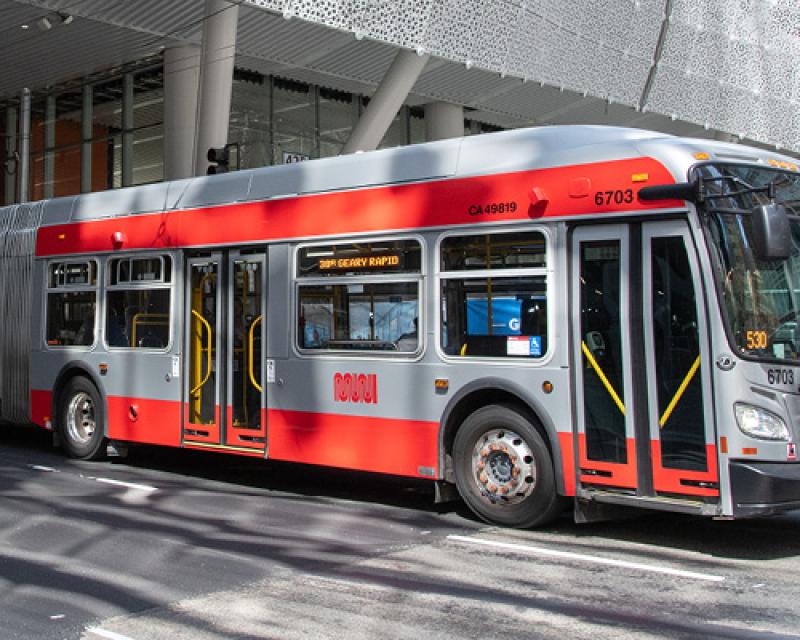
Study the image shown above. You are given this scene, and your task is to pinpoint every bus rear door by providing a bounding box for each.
[183,251,267,452]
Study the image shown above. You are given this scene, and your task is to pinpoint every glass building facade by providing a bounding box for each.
[0,57,501,204]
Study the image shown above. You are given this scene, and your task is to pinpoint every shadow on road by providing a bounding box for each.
[3,421,800,564]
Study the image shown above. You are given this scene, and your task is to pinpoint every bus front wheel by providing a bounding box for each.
[58,377,107,460]
[453,404,562,528]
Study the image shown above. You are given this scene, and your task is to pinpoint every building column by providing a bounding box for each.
[164,45,201,180]
[81,83,93,194]
[18,88,31,203]
[341,49,430,154]
[122,72,135,187]
[424,101,464,141]
[194,0,239,176]
[44,95,56,199]
[4,107,16,204]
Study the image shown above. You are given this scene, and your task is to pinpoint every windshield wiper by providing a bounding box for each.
[700,175,776,203]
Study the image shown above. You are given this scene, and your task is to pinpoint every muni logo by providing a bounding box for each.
[334,372,378,404]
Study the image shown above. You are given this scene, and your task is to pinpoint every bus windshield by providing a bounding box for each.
[700,163,800,362]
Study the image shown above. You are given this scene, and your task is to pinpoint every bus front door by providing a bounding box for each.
[183,251,267,452]
[571,222,718,500]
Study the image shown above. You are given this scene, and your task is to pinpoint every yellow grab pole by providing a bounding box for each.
[659,355,701,429]
[581,341,626,416]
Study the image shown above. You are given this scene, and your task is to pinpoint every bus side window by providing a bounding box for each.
[45,261,98,348]
[440,231,547,359]
[296,239,422,354]
[105,255,172,350]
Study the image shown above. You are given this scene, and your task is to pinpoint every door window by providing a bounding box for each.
[650,237,707,471]
[578,240,627,464]
[231,259,264,430]
[188,261,218,426]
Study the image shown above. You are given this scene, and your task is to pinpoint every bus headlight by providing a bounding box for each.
[734,403,790,441]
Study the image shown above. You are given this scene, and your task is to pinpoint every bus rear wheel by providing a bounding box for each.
[58,377,106,460]
[453,404,562,528]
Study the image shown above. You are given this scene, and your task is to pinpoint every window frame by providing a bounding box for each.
[44,258,100,351]
[103,252,174,352]
[293,234,425,358]
[435,226,553,364]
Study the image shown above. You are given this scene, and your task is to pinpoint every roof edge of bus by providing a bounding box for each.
[24,124,794,227]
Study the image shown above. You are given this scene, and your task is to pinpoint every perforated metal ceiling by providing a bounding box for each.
[4,0,798,152]
[246,0,800,152]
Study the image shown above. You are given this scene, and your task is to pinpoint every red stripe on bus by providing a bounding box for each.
[557,431,576,496]
[651,440,719,497]
[225,405,267,449]
[266,409,440,479]
[106,395,182,446]
[36,158,681,257]
[30,389,53,426]
[577,434,638,489]
[182,403,221,444]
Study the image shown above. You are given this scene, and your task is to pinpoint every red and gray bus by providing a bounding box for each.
[2,125,799,527]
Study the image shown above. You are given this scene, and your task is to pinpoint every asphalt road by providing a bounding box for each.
[1,424,800,640]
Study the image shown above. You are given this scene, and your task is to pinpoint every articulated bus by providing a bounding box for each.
[1,125,800,528]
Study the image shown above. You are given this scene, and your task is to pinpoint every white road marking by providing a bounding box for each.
[29,465,58,472]
[95,477,158,493]
[27,465,157,494]
[447,535,726,582]
[85,628,137,640]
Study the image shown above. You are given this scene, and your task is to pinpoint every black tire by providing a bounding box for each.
[57,377,106,460]
[453,404,563,528]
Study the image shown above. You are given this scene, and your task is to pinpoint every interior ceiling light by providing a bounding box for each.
[35,16,52,31]
[59,13,73,24]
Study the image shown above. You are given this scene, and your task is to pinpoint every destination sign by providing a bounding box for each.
[318,253,403,272]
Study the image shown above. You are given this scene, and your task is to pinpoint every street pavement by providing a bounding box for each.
[1,424,799,640]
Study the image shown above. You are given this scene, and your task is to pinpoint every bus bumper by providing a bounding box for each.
[730,461,800,517]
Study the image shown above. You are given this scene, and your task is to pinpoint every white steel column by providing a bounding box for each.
[4,107,16,204]
[44,95,56,199]
[164,45,201,180]
[194,0,239,176]
[81,84,92,193]
[341,49,430,154]
[424,101,464,141]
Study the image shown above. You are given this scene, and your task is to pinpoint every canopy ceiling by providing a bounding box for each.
[4,0,798,153]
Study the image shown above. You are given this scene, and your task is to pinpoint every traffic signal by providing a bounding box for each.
[207,146,230,175]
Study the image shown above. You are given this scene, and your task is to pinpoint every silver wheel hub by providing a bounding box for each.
[66,392,95,445]
[471,429,536,504]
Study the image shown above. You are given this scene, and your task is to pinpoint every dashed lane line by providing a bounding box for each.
[447,534,726,582]
[84,627,137,640]
[94,477,158,492]
[27,463,158,493]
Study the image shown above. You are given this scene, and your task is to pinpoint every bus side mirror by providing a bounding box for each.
[637,181,698,203]
[750,203,791,261]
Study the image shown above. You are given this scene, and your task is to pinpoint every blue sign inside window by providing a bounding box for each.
[466,297,521,336]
